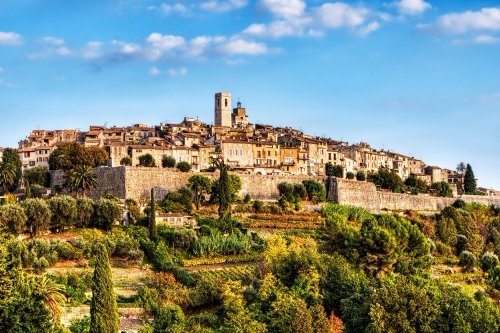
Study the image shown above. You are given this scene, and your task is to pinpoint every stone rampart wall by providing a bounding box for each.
[51,167,500,212]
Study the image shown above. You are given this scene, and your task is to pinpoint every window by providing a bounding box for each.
[217,98,220,107]
[225,99,228,107]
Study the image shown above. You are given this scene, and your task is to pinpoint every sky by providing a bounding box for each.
[0,0,499,188]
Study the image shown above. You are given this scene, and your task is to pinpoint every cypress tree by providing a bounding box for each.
[149,188,157,241]
[218,163,231,221]
[90,243,119,333]
[463,164,477,194]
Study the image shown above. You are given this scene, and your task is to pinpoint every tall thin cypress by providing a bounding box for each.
[218,163,231,221]
[90,243,119,333]
[149,188,157,241]
[464,164,477,194]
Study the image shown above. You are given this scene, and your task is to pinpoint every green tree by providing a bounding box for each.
[138,154,156,167]
[0,161,16,194]
[356,171,366,181]
[149,188,157,242]
[430,181,453,197]
[153,305,185,333]
[22,198,52,237]
[346,172,355,180]
[218,164,232,221]
[0,204,27,235]
[220,280,266,333]
[90,243,119,333]
[75,197,95,228]
[404,174,429,194]
[65,165,98,196]
[368,168,403,192]
[92,198,121,231]
[302,179,326,202]
[49,143,88,171]
[463,163,477,194]
[162,156,176,168]
[24,166,50,187]
[120,156,132,166]
[188,175,212,210]
[1,148,22,192]
[176,161,191,172]
[85,146,108,168]
[48,195,77,232]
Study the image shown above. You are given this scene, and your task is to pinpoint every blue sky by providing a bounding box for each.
[1,0,499,188]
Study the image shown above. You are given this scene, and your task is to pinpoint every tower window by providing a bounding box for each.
[225,99,228,107]
[217,99,220,107]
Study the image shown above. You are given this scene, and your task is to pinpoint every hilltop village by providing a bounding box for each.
[0,92,484,190]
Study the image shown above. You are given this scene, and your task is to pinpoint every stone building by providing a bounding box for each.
[214,92,232,127]
[220,139,254,170]
[232,101,249,128]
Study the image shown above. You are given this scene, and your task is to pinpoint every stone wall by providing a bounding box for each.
[50,167,500,212]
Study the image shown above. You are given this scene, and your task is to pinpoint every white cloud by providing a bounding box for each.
[243,21,302,38]
[391,0,431,16]
[0,31,23,46]
[201,0,247,12]
[81,41,103,60]
[167,67,188,76]
[260,0,305,18]
[464,92,500,105]
[112,40,141,55]
[159,3,188,15]
[356,21,381,36]
[419,7,500,34]
[0,67,4,73]
[146,33,185,50]
[0,79,15,88]
[41,36,65,46]
[315,3,370,29]
[473,34,499,44]
[150,66,161,76]
[220,38,268,55]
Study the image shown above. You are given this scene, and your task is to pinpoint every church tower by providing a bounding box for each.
[214,92,232,127]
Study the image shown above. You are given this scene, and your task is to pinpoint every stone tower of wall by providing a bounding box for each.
[214,92,232,127]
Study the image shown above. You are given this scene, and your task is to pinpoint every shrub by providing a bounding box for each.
[346,172,355,179]
[162,155,176,168]
[488,266,500,290]
[48,195,77,232]
[30,184,47,198]
[302,179,326,202]
[153,304,185,333]
[138,154,156,167]
[75,197,95,228]
[459,250,477,272]
[453,199,466,209]
[253,200,265,213]
[356,171,366,181]
[70,316,91,333]
[243,194,251,204]
[22,198,52,237]
[120,156,132,166]
[176,161,191,172]
[455,234,468,255]
[431,181,453,197]
[0,204,27,235]
[24,166,50,187]
[480,252,499,272]
[92,198,121,231]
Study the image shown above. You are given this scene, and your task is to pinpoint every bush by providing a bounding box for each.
[346,172,355,180]
[302,179,326,202]
[243,194,251,204]
[24,166,50,187]
[488,266,500,290]
[30,184,47,198]
[368,168,403,192]
[0,204,27,235]
[138,154,156,167]
[356,171,366,181]
[92,198,121,231]
[176,161,191,172]
[252,200,264,213]
[162,155,176,168]
[453,199,466,209]
[120,156,132,166]
[459,250,477,272]
[70,316,91,333]
[481,252,499,272]
[75,197,95,228]
[48,195,77,232]
[431,181,453,197]
[456,234,468,255]
[22,198,52,237]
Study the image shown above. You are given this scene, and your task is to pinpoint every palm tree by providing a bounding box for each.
[65,165,98,196]
[32,275,66,319]
[0,162,16,193]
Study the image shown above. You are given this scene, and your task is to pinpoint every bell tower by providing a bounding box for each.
[214,92,232,127]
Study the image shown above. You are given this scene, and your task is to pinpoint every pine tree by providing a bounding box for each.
[218,163,232,221]
[90,243,119,333]
[463,164,477,194]
[149,188,157,241]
